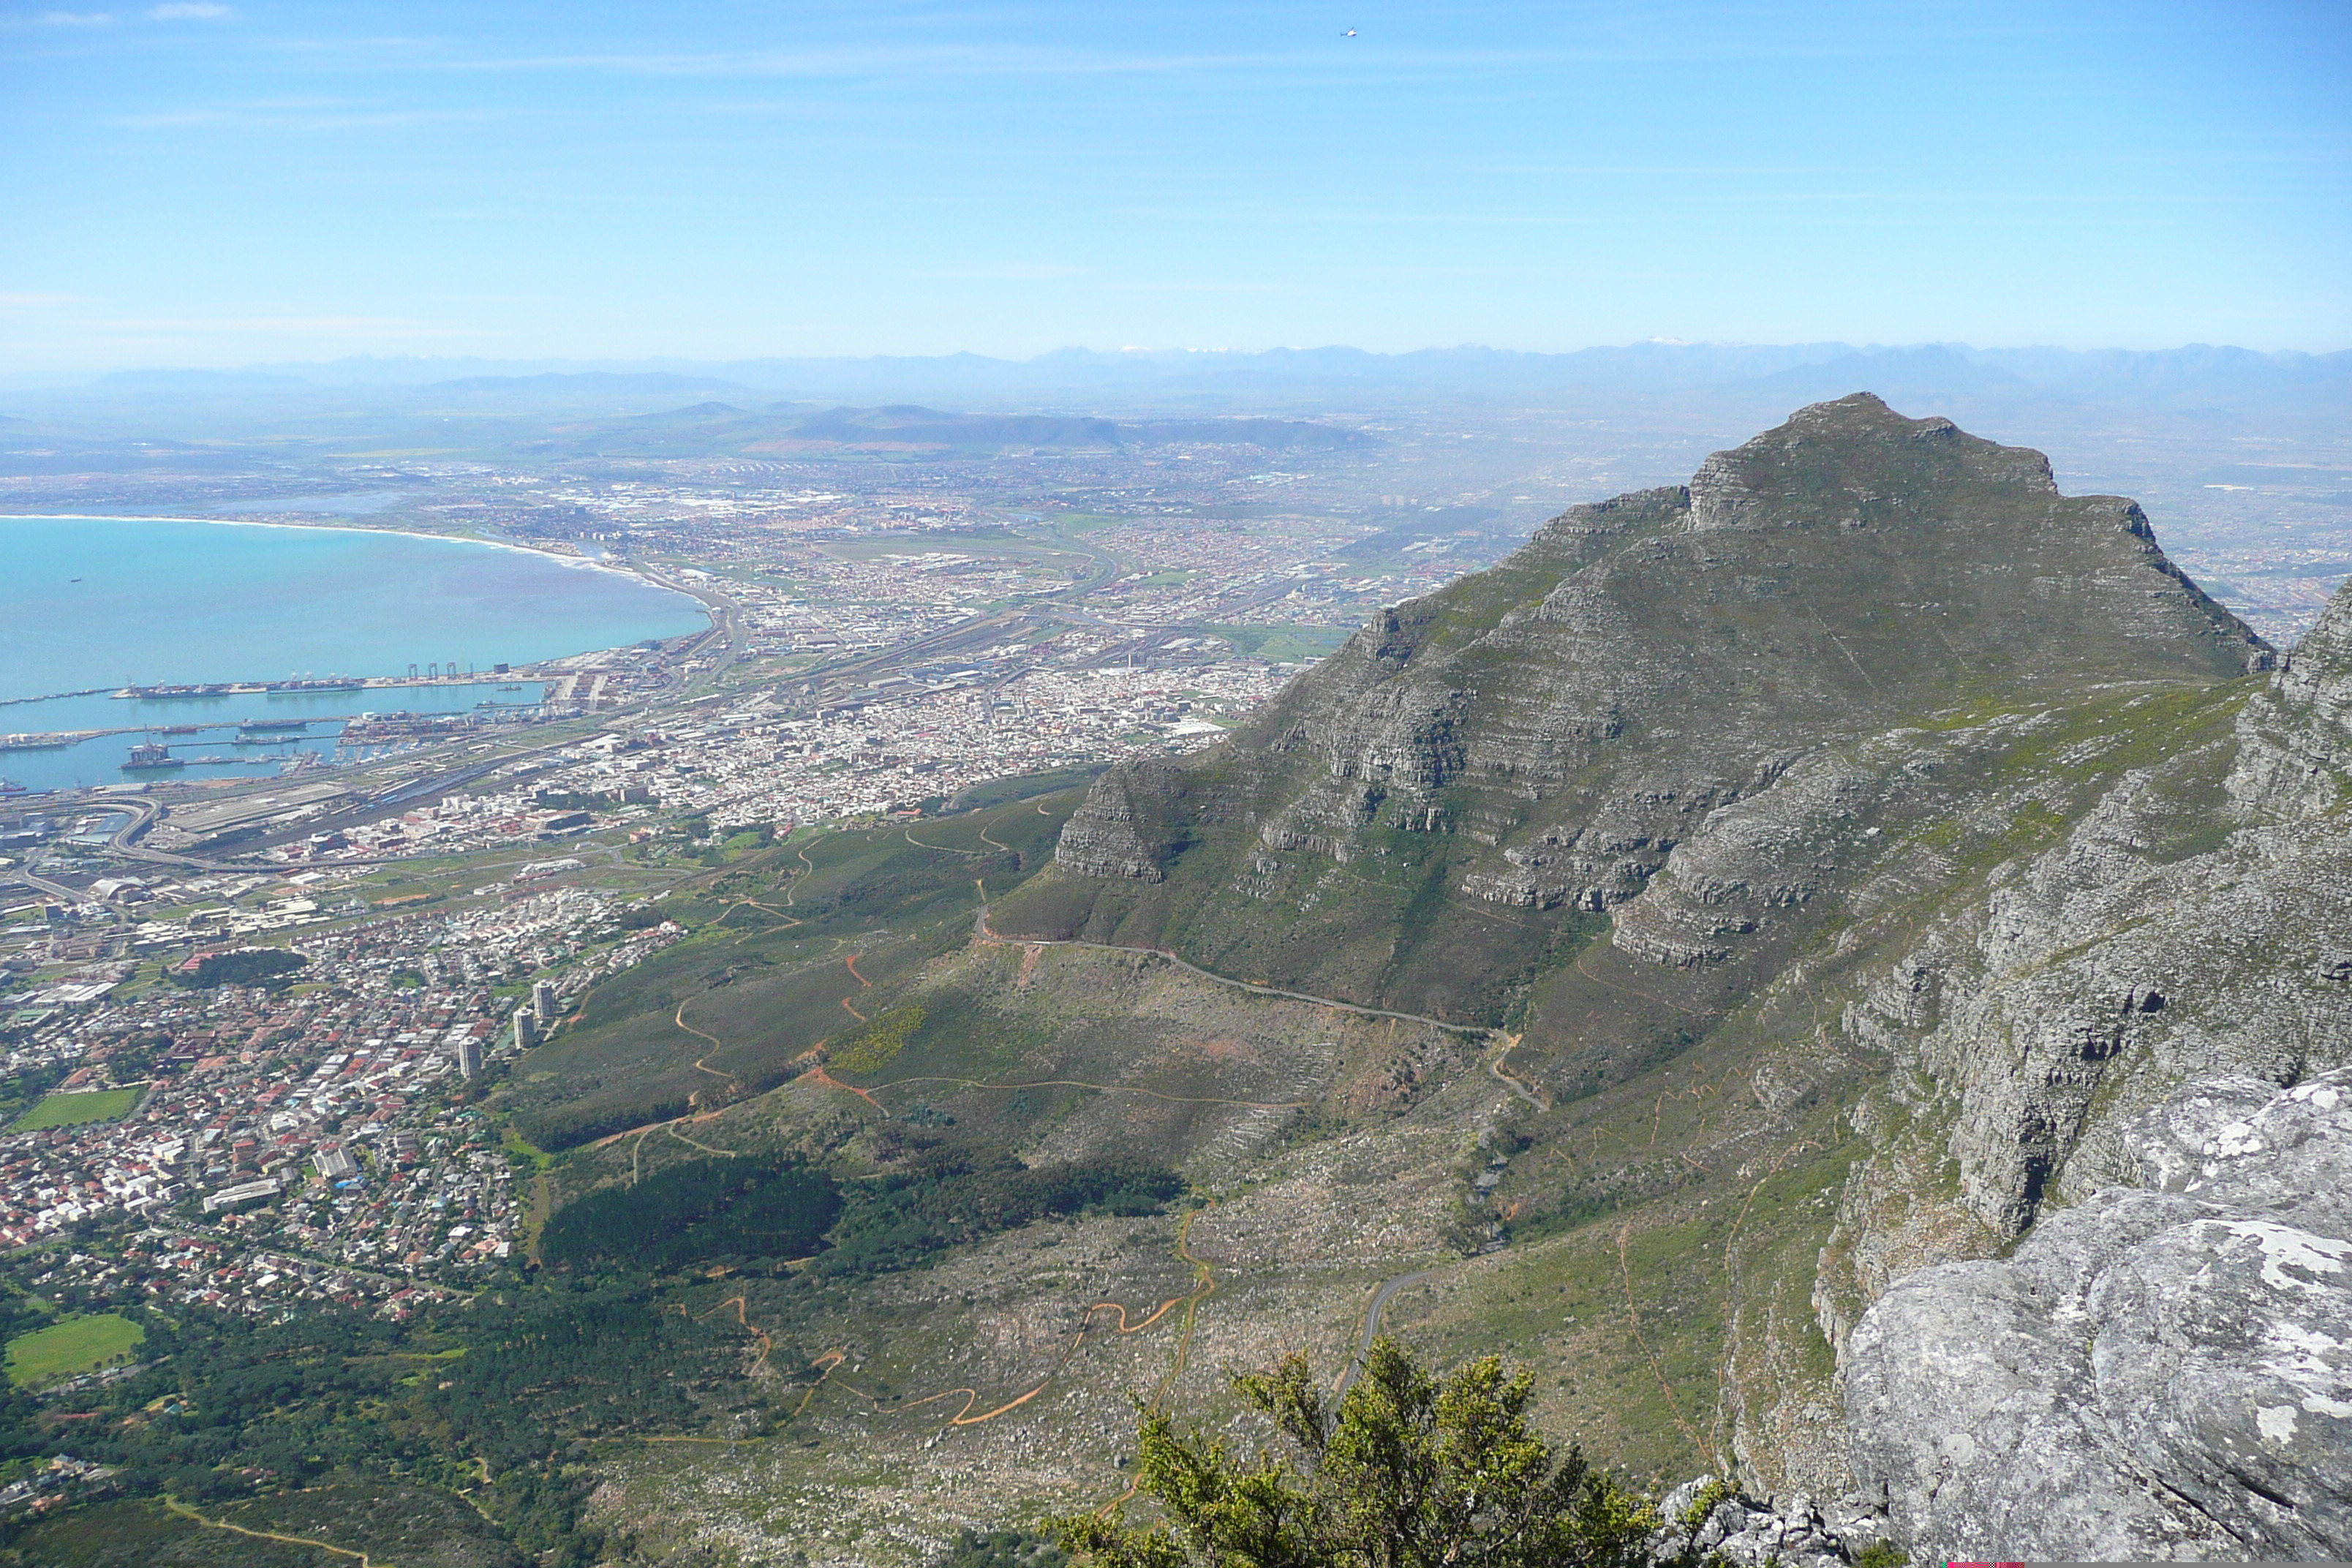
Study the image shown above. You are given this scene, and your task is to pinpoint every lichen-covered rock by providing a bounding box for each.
[1646,1477,1891,1568]
[1844,1068,2352,1561]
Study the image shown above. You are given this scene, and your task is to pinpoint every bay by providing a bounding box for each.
[0,515,706,704]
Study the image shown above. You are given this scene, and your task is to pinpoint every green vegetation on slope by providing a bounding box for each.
[495,789,1085,1149]
[539,1156,842,1272]
[812,1129,1183,1278]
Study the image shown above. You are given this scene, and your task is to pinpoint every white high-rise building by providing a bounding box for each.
[457,1036,483,1079]
[531,979,557,1024]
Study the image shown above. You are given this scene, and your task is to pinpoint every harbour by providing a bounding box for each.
[0,682,554,793]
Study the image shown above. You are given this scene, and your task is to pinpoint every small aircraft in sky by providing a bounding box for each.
[1343,27,1357,36]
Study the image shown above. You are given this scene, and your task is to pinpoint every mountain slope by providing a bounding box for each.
[499,397,2349,1561]
[999,393,2266,1090]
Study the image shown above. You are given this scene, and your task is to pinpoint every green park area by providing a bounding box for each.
[8,1088,141,1132]
[5,1313,146,1388]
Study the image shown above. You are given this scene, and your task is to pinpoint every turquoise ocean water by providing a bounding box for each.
[0,516,707,794]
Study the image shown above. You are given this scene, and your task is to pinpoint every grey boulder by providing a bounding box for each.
[1845,1067,2352,1559]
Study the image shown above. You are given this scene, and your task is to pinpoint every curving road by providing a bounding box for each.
[1333,1265,1442,1404]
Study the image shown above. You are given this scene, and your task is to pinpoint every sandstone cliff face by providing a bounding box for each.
[1007,394,2350,1550]
[1820,581,2352,1556]
[1029,393,2264,1060]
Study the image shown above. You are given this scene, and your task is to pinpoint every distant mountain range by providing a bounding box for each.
[12,342,2346,413]
[514,402,1373,457]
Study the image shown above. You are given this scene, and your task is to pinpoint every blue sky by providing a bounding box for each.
[1,1,2346,369]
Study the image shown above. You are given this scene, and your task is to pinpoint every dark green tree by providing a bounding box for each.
[1053,1337,1657,1568]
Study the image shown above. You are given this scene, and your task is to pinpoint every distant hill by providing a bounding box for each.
[515,401,1371,458]
[1743,344,2036,404]
[422,372,766,400]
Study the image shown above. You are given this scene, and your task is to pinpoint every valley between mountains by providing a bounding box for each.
[451,394,2352,1563]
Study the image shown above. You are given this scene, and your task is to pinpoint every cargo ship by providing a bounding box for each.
[122,742,185,771]
[266,677,363,693]
[238,718,310,731]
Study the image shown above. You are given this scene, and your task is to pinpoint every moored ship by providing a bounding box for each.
[122,742,184,771]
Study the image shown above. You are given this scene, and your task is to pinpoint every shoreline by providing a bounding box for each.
[0,513,715,707]
[0,510,636,582]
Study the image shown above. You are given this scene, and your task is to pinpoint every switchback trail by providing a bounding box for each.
[1487,1033,1548,1110]
[974,807,1019,853]
[902,825,984,856]
[674,1001,744,1098]
[165,1499,387,1567]
[799,1063,883,1109]
[870,1073,1309,1113]
[840,953,872,1021]
[788,1207,1218,1431]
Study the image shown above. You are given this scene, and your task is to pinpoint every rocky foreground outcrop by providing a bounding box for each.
[1846,1068,2352,1560]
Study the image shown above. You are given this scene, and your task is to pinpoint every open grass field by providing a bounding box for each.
[5,1312,145,1387]
[8,1088,140,1131]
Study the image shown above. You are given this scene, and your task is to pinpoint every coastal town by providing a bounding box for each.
[0,435,1463,1433]
[0,884,685,1322]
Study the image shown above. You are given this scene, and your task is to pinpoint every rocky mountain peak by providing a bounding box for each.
[1686,392,2057,535]
[1005,397,2269,1041]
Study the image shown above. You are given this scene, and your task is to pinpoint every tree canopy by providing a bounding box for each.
[1054,1337,1659,1568]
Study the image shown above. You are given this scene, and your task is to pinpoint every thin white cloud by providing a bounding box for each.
[37,10,116,23]
[147,1,230,16]
[0,292,83,307]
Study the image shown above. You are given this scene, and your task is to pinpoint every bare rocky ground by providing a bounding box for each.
[582,944,1505,1564]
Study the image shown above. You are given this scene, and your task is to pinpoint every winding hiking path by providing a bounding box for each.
[674,1000,745,1098]
[1487,1033,1547,1110]
[165,1499,388,1567]
[869,1073,1310,1112]
[977,906,1490,1037]
[838,953,873,1021]
[974,807,1019,853]
[1333,1263,1445,1403]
